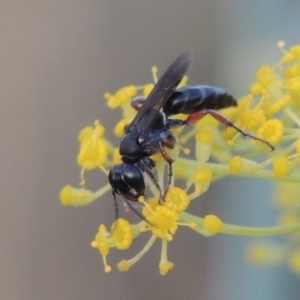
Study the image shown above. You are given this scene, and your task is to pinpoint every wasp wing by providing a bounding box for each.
[128,50,193,134]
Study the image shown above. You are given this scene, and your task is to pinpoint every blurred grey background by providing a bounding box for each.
[1,1,300,299]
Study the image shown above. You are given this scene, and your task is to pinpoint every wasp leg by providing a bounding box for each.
[120,194,151,224]
[185,109,275,151]
[112,191,119,220]
[158,141,174,203]
[166,119,186,130]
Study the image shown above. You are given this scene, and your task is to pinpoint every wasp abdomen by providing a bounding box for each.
[163,85,237,116]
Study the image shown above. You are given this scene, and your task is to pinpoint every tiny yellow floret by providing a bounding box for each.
[146,205,179,239]
[257,119,284,145]
[250,82,264,95]
[159,261,174,275]
[296,138,300,153]
[195,130,215,144]
[117,260,131,272]
[113,148,122,165]
[203,215,223,236]
[104,266,112,273]
[163,187,190,212]
[111,219,133,250]
[77,138,108,170]
[106,85,137,109]
[229,156,259,174]
[247,244,270,265]
[269,95,291,115]
[92,224,110,257]
[193,168,213,185]
[289,251,300,274]
[114,118,131,137]
[143,84,154,96]
[60,186,96,206]
[229,156,243,174]
[273,156,289,178]
[240,109,265,131]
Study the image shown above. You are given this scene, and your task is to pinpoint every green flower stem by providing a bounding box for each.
[284,106,300,127]
[132,222,146,239]
[176,157,300,183]
[94,183,111,200]
[127,234,157,266]
[180,212,300,237]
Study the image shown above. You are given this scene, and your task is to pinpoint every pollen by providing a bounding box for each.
[273,156,289,178]
[195,130,215,144]
[240,109,265,131]
[195,130,214,163]
[138,195,145,203]
[250,82,264,95]
[257,119,284,145]
[106,85,137,109]
[113,148,122,165]
[282,52,296,63]
[229,156,259,174]
[284,63,300,81]
[92,224,110,257]
[255,65,276,86]
[60,185,73,206]
[193,168,212,185]
[104,266,112,273]
[269,95,291,115]
[111,219,133,250]
[203,215,223,236]
[146,206,179,239]
[159,261,174,275]
[163,187,190,212]
[229,156,243,174]
[143,84,154,96]
[179,75,188,87]
[117,260,131,272]
[287,78,300,92]
[59,186,96,206]
[78,120,105,143]
[114,118,131,137]
[77,138,108,170]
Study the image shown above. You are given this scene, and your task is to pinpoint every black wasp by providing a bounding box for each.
[108,50,274,220]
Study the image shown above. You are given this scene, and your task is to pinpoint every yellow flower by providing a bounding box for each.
[203,215,223,236]
[159,261,174,275]
[273,156,290,178]
[111,219,133,250]
[114,118,131,137]
[62,43,300,275]
[145,205,179,239]
[91,225,112,272]
[59,186,98,206]
[105,85,137,109]
[163,187,190,212]
[77,120,109,170]
[257,119,284,145]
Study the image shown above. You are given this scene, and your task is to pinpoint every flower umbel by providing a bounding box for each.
[61,42,300,275]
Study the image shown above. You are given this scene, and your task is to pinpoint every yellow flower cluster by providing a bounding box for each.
[60,42,300,276]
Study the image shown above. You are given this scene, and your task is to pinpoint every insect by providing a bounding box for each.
[108,50,274,220]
